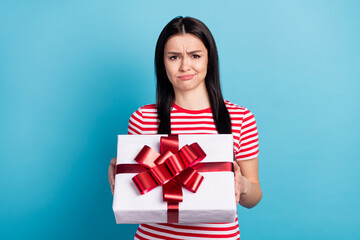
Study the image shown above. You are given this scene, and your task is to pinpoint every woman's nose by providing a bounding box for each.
[179,57,191,72]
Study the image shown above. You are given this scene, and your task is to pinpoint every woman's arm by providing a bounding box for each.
[234,157,262,208]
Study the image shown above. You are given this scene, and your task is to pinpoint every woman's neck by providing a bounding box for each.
[174,86,210,110]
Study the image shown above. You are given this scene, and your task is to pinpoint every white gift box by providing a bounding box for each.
[113,134,237,224]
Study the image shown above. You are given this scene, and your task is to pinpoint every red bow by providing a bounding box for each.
[131,135,206,223]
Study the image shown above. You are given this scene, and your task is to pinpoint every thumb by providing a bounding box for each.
[233,161,241,173]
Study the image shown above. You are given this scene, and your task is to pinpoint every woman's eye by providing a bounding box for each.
[192,54,200,59]
[169,56,178,60]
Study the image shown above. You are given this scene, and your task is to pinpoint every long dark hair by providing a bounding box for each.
[155,16,231,134]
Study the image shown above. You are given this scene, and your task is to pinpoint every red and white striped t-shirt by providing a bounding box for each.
[127,100,259,240]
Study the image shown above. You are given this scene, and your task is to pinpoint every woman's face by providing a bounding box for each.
[163,33,208,94]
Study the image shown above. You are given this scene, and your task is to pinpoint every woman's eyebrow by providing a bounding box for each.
[167,50,203,55]
[167,51,181,55]
[187,50,203,54]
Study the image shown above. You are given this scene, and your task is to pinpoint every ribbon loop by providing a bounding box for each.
[132,171,158,195]
[178,145,196,167]
[160,135,179,154]
[165,154,185,176]
[135,145,160,168]
[154,150,174,165]
[189,143,207,162]
[150,164,173,185]
[175,167,204,193]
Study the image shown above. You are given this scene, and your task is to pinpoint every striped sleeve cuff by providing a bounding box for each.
[127,108,143,135]
[235,108,259,161]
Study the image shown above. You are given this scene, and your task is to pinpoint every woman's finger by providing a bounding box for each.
[109,158,116,195]
[233,161,238,171]
[234,177,239,204]
[234,161,241,204]
[233,161,241,174]
[108,158,116,183]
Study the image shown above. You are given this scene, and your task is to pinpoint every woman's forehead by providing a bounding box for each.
[164,33,207,52]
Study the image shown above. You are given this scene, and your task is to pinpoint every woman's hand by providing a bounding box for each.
[108,158,116,195]
[233,161,249,205]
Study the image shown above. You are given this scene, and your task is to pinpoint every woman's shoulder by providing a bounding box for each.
[130,103,157,118]
[224,100,251,113]
[128,104,157,135]
[139,103,157,110]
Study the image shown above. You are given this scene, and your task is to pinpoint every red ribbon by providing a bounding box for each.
[116,135,234,223]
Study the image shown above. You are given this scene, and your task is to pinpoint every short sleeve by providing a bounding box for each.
[127,107,143,135]
[235,108,259,161]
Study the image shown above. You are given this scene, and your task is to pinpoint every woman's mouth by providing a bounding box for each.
[178,74,194,80]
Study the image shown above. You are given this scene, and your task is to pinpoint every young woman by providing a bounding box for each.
[108,16,262,240]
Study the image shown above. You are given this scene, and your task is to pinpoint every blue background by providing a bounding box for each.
[1,1,359,239]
